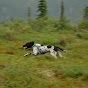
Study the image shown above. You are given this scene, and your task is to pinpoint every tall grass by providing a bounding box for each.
[0,17,88,88]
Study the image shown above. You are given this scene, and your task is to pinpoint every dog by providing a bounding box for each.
[23,41,67,58]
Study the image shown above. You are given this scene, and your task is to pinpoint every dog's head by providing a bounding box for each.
[23,41,34,49]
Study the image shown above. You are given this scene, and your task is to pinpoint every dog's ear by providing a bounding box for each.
[30,41,34,44]
[29,41,34,45]
[32,41,34,43]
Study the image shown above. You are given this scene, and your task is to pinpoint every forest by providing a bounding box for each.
[0,0,88,88]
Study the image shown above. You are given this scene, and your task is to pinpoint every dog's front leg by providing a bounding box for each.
[24,47,38,56]
[24,53,31,56]
[24,52,38,56]
[31,53,37,56]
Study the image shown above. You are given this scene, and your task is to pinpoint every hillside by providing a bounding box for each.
[0,0,88,24]
[0,18,88,88]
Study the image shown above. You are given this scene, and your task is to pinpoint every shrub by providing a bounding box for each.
[28,16,59,32]
[83,71,88,81]
[76,32,88,40]
[78,20,88,30]
[59,40,66,46]
[2,33,15,41]
[7,18,26,30]
[76,34,82,38]
[57,22,73,30]
[57,17,73,30]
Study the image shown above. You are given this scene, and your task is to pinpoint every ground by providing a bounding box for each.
[0,24,88,88]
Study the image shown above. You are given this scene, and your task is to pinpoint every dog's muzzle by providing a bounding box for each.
[24,47,27,49]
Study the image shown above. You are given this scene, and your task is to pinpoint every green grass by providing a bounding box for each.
[0,21,88,88]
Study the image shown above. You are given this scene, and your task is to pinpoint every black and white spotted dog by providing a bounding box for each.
[23,41,67,58]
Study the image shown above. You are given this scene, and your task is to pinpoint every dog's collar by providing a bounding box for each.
[32,45,34,48]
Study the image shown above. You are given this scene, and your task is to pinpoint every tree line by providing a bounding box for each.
[28,0,88,21]
[0,0,88,30]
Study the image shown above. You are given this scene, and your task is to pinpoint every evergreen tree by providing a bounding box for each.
[59,1,66,29]
[78,6,88,30]
[27,7,31,18]
[37,0,47,18]
[60,1,65,21]
[58,1,72,30]
[83,6,88,20]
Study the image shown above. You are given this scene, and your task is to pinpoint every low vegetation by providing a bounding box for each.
[0,17,88,88]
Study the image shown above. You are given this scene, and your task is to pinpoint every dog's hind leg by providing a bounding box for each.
[50,52,57,59]
[57,51,63,58]
[50,49,57,59]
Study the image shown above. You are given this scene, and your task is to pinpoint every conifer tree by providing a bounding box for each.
[27,7,31,18]
[58,1,72,30]
[60,1,65,21]
[83,6,88,20]
[37,0,47,18]
[78,6,88,29]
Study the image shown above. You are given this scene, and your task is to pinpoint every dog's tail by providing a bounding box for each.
[55,46,67,53]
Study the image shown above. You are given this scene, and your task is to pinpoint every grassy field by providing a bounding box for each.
[0,20,88,88]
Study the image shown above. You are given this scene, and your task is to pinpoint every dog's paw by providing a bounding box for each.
[63,50,67,53]
[24,54,27,56]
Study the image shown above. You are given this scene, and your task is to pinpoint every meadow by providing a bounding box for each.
[0,18,88,88]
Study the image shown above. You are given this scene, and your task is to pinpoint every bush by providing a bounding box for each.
[2,33,15,41]
[59,40,67,46]
[57,21,73,30]
[83,71,88,81]
[76,34,82,38]
[78,20,88,30]
[56,17,73,30]
[28,16,59,32]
